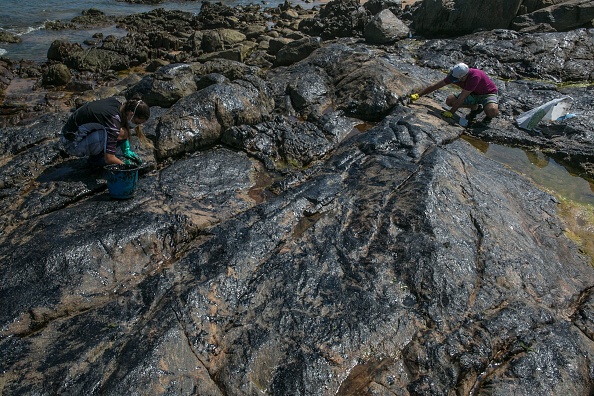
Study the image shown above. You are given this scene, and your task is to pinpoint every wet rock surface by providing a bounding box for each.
[410,0,594,37]
[1,0,594,395]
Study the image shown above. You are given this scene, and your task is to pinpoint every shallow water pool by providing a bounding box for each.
[463,135,594,206]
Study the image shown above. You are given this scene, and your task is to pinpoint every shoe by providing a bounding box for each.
[87,153,106,168]
[466,105,483,122]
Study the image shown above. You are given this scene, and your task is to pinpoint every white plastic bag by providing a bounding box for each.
[516,96,573,131]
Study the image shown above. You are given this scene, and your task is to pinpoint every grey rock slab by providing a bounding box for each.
[1,15,594,395]
[3,109,592,394]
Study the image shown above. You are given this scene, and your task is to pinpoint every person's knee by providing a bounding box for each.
[485,104,499,118]
[445,95,456,106]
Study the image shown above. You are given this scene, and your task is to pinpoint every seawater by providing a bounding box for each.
[0,0,314,62]
[463,136,594,206]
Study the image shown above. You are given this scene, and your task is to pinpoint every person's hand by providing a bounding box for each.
[441,110,454,119]
[123,151,143,165]
[120,140,143,165]
[410,93,420,101]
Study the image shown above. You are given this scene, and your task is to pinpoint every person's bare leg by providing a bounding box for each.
[446,95,479,110]
[484,103,499,118]
[471,103,499,128]
[446,94,478,110]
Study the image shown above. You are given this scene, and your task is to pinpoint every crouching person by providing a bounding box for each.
[60,96,150,168]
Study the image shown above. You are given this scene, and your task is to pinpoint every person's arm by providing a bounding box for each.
[104,125,124,165]
[105,153,124,165]
[418,79,448,97]
[411,79,449,101]
[449,89,472,114]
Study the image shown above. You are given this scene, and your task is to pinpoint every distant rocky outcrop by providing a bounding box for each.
[411,0,524,37]
[511,0,594,32]
[299,0,370,38]
[411,0,594,37]
[0,31,21,44]
[519,0,567,14]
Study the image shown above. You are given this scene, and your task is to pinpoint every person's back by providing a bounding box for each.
[62,97,122,137]
[450,68,497,96]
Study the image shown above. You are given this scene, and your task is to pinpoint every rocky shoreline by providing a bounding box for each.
[1,0,594,394]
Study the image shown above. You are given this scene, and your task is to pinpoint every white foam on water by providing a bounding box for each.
[17,24,46,36]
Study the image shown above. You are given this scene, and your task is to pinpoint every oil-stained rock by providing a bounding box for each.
[1,4,594,395]
[154,75,274,159]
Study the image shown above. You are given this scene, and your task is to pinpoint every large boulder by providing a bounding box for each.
[267,37,293,56]
[66,48,130,73]
[201,29,247,53]
[41,63,72,87]
[154,75,274,159]
[286,65,333,112]
[364,8,410,44]
[69,8,114,27]
[222,116,334,170]
[273,36,322,67]
[511,0,594,31]
[298,0,370,39]
[99,35,149,67]
[411,0,593,36]
[126,63,200,108]
[127,60,266,109]
[268,42,418,121]
[47,40,84,62]
[411,0,523,37]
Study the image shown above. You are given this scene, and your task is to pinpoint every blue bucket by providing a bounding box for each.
[104,164,139,199]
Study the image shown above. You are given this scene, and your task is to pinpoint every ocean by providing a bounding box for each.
[0,0,314,63]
